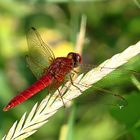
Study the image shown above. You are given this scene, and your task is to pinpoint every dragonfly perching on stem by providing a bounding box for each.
[3,27,134,111]
[3,27,82,111]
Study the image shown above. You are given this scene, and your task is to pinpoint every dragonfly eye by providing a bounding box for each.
[67,52,82,68]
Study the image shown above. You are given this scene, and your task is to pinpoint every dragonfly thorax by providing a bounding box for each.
[67,52,82,68]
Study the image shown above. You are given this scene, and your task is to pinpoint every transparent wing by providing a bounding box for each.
[26,55,44,79]
[72,64,140,108]
[26,27,55,78]
[79,64,140,80]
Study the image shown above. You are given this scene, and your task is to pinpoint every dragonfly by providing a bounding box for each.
[3,27,137,111]
[3,27,82,111]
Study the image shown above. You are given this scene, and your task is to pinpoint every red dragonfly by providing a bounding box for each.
[3,27,82,111]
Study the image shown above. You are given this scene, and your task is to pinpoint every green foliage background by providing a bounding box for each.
[0,0,140,140]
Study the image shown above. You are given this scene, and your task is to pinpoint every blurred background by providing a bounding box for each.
[1,0,140,140]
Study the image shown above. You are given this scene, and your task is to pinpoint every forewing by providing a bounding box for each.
[79,64,140,80]
[26,27,55,78]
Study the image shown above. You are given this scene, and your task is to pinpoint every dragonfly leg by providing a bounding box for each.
[48,88,66,107]
[44,86,55,106]
[57,88,66,107]
[59,72,83,99]
[69,74,83,93]
[72,70,79,74]
[47,73,84,107]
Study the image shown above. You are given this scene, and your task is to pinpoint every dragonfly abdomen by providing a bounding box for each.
[3,74,52,111]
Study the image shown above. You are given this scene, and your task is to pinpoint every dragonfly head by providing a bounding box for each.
[67,52,82,68]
